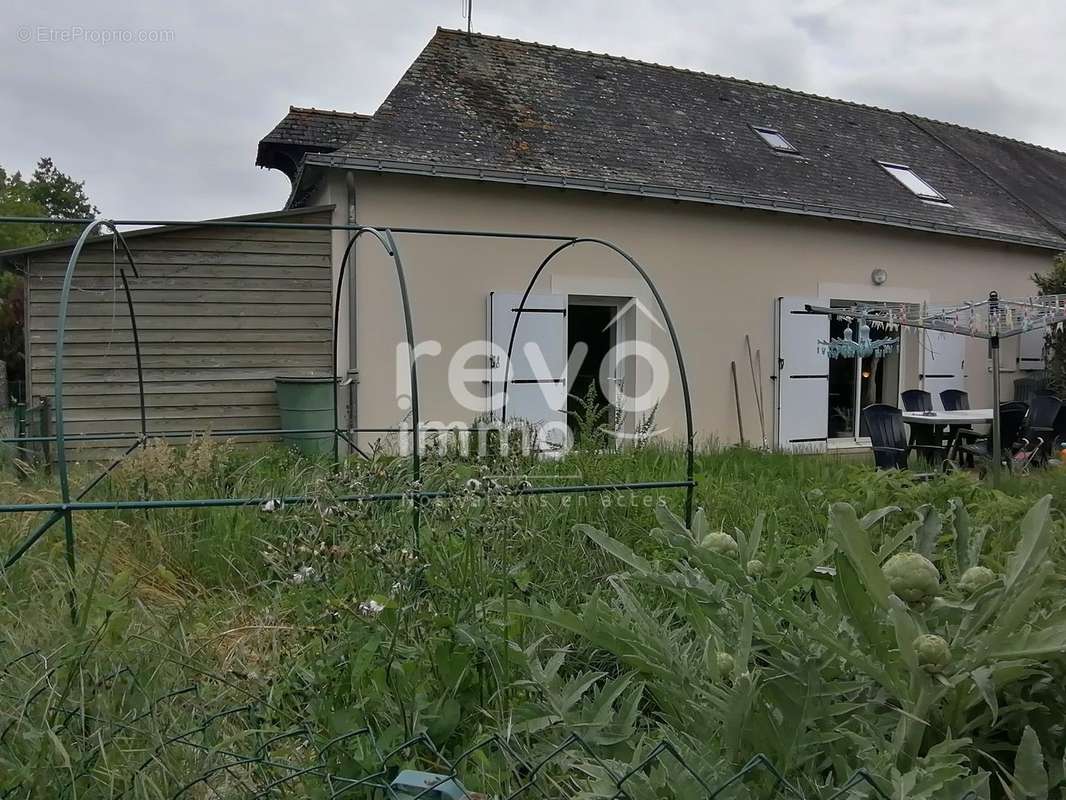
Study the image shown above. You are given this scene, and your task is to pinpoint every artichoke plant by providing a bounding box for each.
[958,565,996,594]
[701,531,738,557]
[912,633,951,674]
[529,495,1066,800]
[882,552,940,605]
[744,559,765,578]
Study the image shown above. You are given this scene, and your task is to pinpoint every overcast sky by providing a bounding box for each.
[3,0,1065,220]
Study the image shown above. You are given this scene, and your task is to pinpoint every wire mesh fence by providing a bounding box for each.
[0,650,983,800]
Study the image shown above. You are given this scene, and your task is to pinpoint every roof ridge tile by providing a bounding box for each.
[434,27,1066,154]
[287,105,370,119]
[906,112,1066,159]
[433,28,910,120]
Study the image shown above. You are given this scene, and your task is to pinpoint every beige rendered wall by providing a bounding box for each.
[340,172,1056,450]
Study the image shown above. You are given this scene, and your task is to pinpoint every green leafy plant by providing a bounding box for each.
[568,381,614,451]
[528,495,1066,798]
[1033,254,1066,395]
[3,444,1065,797]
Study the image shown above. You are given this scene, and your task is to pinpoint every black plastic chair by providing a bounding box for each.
[863,404,944,472]
[901,389,934,412]
[939,389,973,463]
[1014,377,1051,404]
[957,402,1029,472]
[901,389,945,457]
[940,389,970,411]
[1029,394,1062,430]
[1025,395,1062,464]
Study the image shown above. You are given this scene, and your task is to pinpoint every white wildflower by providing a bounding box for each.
[291,565,316,585]
[357,599,385,617]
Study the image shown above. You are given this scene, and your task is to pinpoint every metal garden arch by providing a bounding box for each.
[0,214,698,621]
[501,237,696,526]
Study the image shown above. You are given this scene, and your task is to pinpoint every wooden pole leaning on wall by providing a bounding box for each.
[731,361,745,446]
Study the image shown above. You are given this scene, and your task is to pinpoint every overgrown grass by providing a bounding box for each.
[1,440,1064,796]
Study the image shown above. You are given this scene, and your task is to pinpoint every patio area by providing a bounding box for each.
[808,291,1066,480]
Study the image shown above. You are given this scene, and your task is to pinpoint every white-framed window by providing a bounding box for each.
[752,126,800,154]
[878,162,948,203]
[826,300,902,445]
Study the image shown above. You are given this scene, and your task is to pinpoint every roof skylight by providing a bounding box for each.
[752,126,799,154]
[878,162,947,202]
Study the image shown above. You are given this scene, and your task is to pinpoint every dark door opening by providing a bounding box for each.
[826,304,901,440]
[567,302,616,439]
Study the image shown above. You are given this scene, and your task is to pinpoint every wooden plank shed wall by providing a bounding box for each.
[24,207,334,452]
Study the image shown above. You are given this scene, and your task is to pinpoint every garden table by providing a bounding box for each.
[902,409,993,462]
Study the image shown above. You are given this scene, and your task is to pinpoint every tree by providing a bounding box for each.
[0,158,98,394]
[1032,254,1066,395]
[0,271,24,393]
[0,157,97,250]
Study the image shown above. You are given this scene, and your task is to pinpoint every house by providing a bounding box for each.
[254,28,1066,452]
[8,29,1066,454]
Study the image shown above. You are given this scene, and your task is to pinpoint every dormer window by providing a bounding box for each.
[878,162,948,203]
[752,126,799,154]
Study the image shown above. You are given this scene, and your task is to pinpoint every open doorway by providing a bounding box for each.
[826,300,902,442]
[567,299,620,441]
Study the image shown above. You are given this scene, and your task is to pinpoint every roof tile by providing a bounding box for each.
[304,29,1066,249]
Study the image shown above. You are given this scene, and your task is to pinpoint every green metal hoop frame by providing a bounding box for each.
[0,215,697,620]
[500,238,696,526]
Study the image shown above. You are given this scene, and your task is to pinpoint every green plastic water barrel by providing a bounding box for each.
[274,376,337,457]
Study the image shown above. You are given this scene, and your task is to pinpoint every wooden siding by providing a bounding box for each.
[25,209,333,453]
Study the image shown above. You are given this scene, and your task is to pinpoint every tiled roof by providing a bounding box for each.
[293,29,1065,250]
[911,117,1066,237]
[0,205,336,261]
[256,107,369,179]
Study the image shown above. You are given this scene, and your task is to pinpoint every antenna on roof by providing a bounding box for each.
[461,0,472,41]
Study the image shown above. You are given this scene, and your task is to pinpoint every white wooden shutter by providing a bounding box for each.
[920,331,967,410]
[488,292,568,448]
[1018,328,1046,371]
[775,297,828,452]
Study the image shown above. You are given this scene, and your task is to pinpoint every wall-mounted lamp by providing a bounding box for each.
[871,268,888,286]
